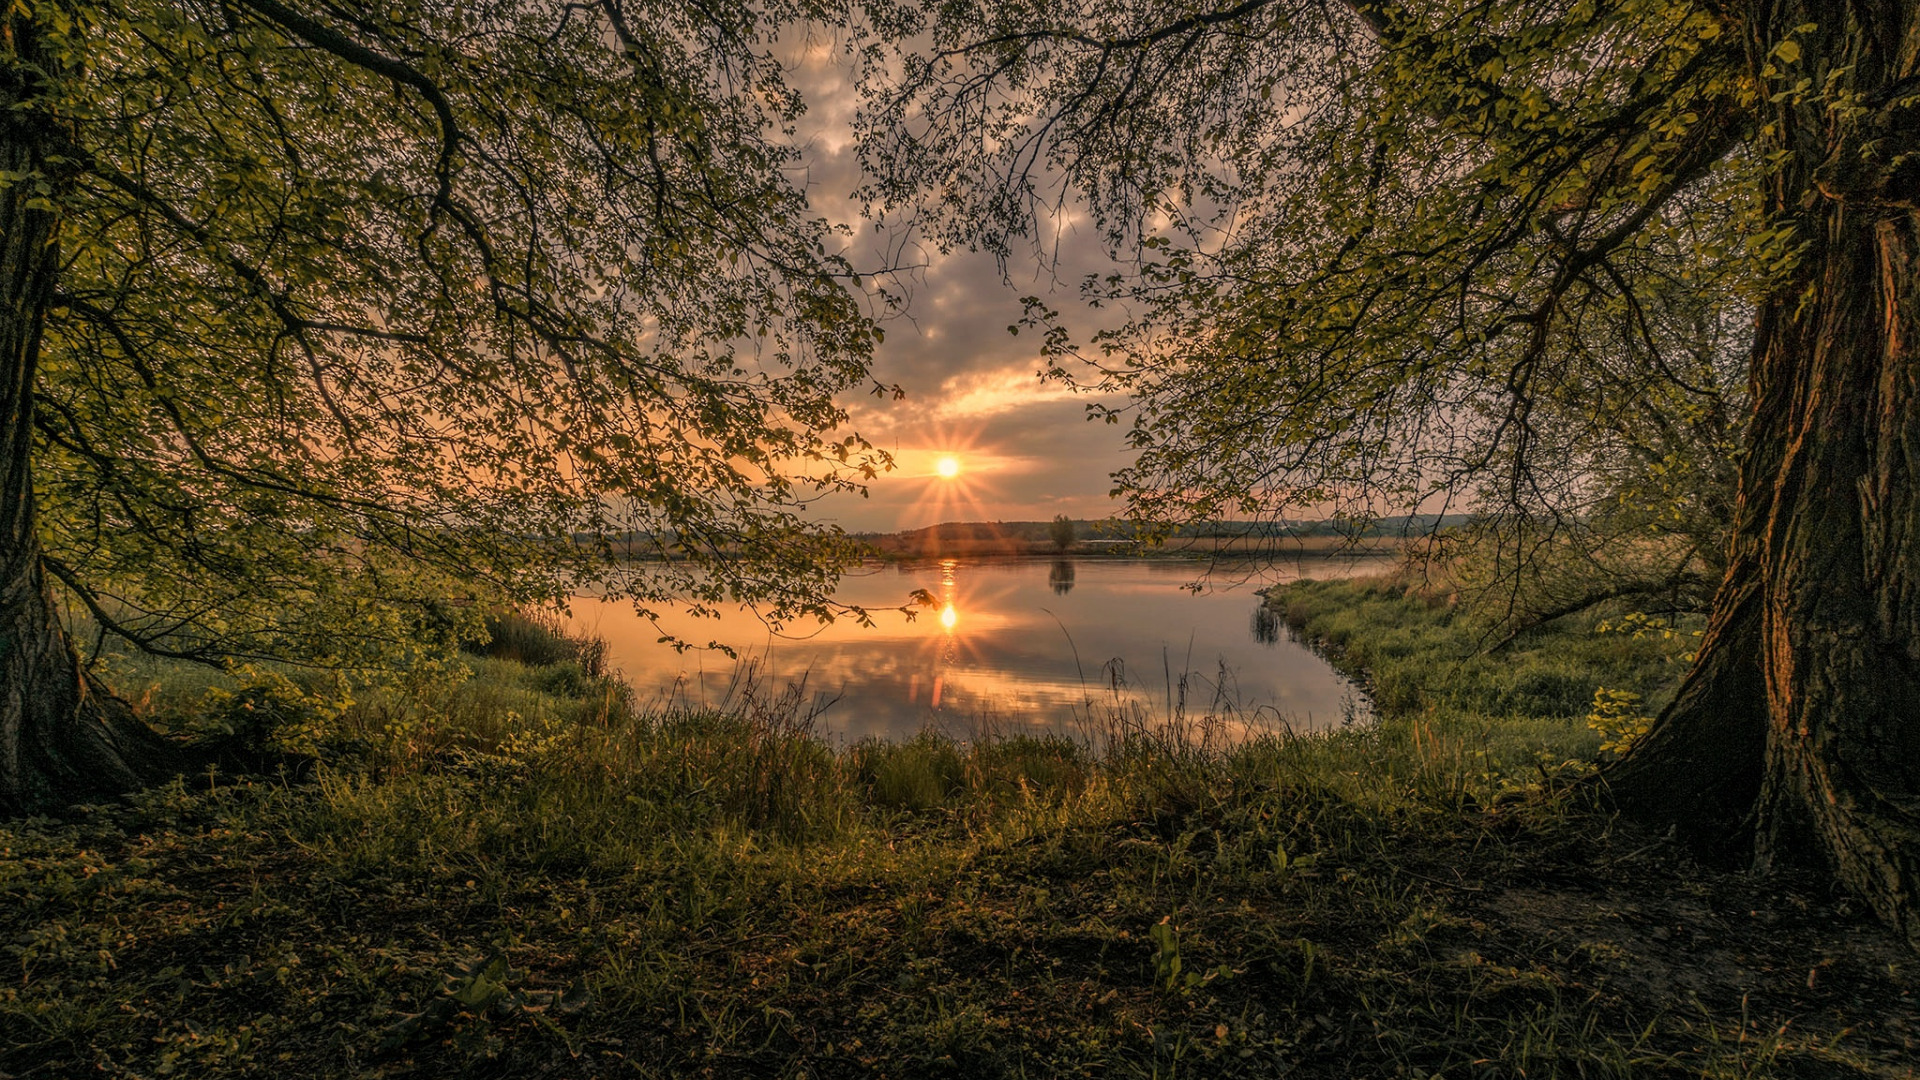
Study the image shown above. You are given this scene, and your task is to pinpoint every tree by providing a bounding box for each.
[859,0,1920,945]
[1,0,889,813]
[1432,256,1748,635]
[1049,513,1076,552]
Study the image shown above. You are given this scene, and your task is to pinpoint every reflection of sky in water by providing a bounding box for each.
[566,557,1388,744]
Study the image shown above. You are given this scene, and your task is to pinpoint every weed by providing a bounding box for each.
[1587,687,1655,758]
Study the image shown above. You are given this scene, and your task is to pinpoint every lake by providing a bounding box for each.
[566,556,1390,744]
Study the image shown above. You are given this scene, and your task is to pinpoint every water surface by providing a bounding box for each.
[568,556,1388,743]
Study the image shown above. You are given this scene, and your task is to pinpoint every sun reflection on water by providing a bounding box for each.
[930,560,964,674]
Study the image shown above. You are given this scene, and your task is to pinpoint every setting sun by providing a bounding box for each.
[935,455,961,479]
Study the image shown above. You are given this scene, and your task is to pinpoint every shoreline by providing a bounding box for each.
[856,536,1409,561]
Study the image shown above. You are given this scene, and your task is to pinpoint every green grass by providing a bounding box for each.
[4,588,1912,1078]
[1273,576,1695,719]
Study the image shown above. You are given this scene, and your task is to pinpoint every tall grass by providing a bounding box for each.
[290,593,1609,883]
[205,579,1660,874]
[467,606,609,675]
[4,581,1899,1080]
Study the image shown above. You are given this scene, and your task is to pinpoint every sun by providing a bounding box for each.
[895,432,994,532]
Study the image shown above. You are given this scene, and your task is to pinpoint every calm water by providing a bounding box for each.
[566,556,1388,744]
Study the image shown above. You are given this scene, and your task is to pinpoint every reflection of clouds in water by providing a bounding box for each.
[572,557,1386,742]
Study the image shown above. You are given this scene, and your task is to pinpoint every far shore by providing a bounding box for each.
[590,520,1433,562]
[857,533,1408,560]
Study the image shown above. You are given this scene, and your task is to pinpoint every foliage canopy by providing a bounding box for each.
[859,0,1760,610]
[27,0,887,665]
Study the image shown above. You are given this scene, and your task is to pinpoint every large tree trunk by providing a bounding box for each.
[1,9,178,815]
[1610,1,1920,947]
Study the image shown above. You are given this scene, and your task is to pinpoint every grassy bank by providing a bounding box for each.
[4,585,1915,1078]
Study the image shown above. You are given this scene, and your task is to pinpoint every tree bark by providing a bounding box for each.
[1,8,178,816]
[1610,0,1920,947]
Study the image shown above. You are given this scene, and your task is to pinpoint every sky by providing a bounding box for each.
[778,31,1138,533]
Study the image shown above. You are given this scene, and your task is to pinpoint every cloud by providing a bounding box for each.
[770,33,1139,532]
[930,367,1072,419]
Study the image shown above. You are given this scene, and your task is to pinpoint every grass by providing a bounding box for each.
[466,608,611,676]
[4,585,1915,1078]
[1272,576,1695,718]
